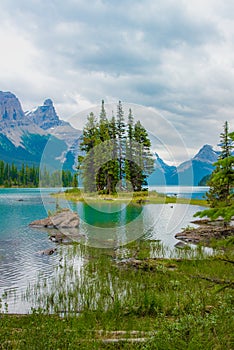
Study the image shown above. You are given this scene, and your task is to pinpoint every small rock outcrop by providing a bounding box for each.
[30,208,79,229]
[175,225,234,245]
[37,248,57,256]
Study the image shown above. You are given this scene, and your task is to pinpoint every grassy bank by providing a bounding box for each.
[53,188,209,207]
[1,240,233,349]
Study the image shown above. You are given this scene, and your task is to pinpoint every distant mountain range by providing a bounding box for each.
[0,91,82,170]
[148,144,218,186]
[0,90,218,184]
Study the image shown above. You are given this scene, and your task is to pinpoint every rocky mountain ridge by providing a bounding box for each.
[148,144,219,186]
[25,98,67,130]
[0,91,81,169]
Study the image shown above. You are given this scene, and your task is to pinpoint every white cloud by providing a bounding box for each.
[0,0,234,162]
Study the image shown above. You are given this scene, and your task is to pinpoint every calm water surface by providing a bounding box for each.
[149,185,209,199]
[0,187,207,313]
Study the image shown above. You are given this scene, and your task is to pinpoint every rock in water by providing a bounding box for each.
[37,248,57,256]
[50,232,65,243]
[51,209,79,228]
[30,208,79,229]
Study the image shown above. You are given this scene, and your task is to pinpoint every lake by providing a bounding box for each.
[0,187,207,313]
[149,185,209,199]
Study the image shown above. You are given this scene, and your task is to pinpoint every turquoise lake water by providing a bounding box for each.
[0,187,207,313]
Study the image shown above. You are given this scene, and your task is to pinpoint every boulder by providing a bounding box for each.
[175,241,187,249]
[30,208,79,229]
[49,232,65,243]
[37,248,57,256]
[50,209,79,228]
[30,217,54,228]
[49,229,85,244]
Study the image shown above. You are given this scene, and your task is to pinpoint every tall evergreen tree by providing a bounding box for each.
[125,108,135,190]
[72,173,78,188]
[99,100,108,141]
[195,122,234,223]
[132,121,154,191]
[0,161,4,185]
[108,115,119,193]
[95,100,111,191]
[80,112,99,192]
[11,163,18,185]
[207,121,234,207]
[116,101,125,186]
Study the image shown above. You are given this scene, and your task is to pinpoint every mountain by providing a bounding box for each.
[176,144,218,185]
[25,97,82,145]
[148,153,178,185]
[0,91,81,170]
[193,144,218,163]
[25,98,67,130]
[0,91,25,126]
[148,144,219,186]
[0,91,45,146]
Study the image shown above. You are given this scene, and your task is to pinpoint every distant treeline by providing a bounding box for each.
[0,160,76,188]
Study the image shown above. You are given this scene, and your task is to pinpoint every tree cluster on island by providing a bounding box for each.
[78,101,155,194]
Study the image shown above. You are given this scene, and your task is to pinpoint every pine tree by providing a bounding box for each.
[95,100,110,192]
[125,108,135,190]
[11,164,18,185]
[116,101,125,187]
[4,162,11,187]
[207,121,234,207]
[99,100,109,141]
[80,112,99,192]
[195,122,234,223]
[25,165,30,186]
[19,164,25,185]
[108,115,119,193]
[0,161,4,185]
[73,173,78,188]
[40,166,50,187]
[132,121,154,191]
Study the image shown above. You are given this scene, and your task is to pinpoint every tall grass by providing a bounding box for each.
[1,240,233,349]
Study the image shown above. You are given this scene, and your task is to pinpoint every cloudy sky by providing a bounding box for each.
[0,0,234,163]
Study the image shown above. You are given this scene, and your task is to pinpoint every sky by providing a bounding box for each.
[0,0,234,163]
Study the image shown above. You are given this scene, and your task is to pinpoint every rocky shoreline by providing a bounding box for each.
[175,220,234,245]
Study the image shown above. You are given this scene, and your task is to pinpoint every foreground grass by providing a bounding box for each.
[1,240,233,349]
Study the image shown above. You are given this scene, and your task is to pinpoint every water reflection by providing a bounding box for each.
[67,202,151,248]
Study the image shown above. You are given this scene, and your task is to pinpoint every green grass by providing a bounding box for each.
[208,235,234,250]
[1,240,233,349]
[54,188,209,207]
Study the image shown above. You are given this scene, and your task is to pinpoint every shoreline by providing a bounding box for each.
[52,189,209,207]
[175,220,234,247]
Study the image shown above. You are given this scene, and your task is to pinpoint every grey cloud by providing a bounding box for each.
[1,0,220,76]
[0,0,234,161]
